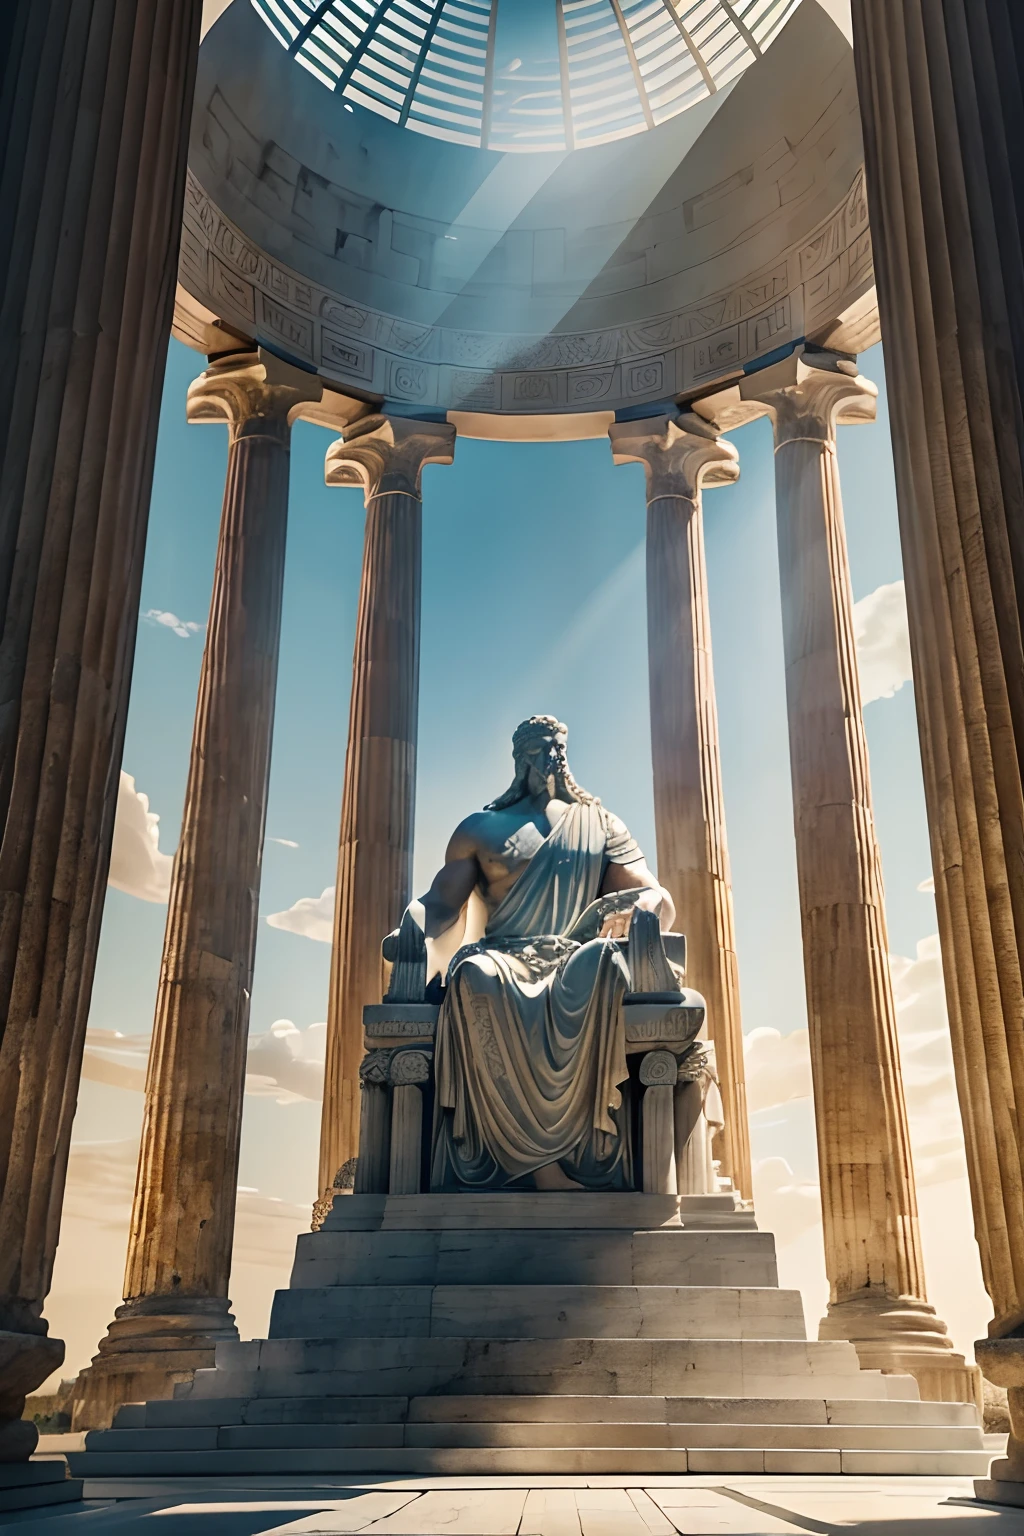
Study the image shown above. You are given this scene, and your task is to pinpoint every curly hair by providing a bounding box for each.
[485,715,596,811]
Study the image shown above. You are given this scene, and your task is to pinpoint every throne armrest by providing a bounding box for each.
[625,906,683,996]
[382,906,428,1003]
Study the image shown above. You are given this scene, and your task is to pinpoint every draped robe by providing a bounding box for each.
[431,800,643,1190]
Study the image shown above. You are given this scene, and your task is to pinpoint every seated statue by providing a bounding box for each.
[413,715,684,1192]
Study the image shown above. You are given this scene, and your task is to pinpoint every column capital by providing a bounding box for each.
[325,415,456,503]
[186,348,323,442]
[739,347,877,445]
[609,412,738,502]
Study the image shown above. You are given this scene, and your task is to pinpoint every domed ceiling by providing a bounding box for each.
[177,0,876,431]
[250,0,800,152]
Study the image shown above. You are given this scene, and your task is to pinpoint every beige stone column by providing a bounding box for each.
[610,413,751,1199]
[0,0,201,1462]
[852,0,1024,1492]
[742,349,975,1403]
[318,416,455,1215]
[70,352,321,1431]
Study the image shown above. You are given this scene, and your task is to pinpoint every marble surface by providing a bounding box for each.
[7,1472,1023,1534]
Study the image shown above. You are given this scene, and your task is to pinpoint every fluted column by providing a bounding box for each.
[609,413,751,1200]
[0,0,201,1462]
[741,348,975,1402]
[318,416,455,1216]
[852,0,1024,1493]
[70,351,321,1430]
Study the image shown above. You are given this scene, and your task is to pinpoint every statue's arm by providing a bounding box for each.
[419,822,482,940]
[600,857,677,933]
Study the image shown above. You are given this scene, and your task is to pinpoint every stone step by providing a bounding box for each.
[291,1227,779,1289]
[0,1462,83,1515]
[82,1419,984,1453]
[65,1445,995,1478]
[125,1389,976,1432]
[267,1284,807,1341]
[406,1393,979,1427]
[185,1335,918,1401]
[140,1396,409,1429]
[322,1192,753,1233]
[398,1420,984,1452]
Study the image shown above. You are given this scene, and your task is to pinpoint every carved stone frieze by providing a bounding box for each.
[390,1050,433,1086]
[639,1050,679,1087]
[177,169,877,419]
[359,1049,393,1086]
[624,1006,705,1045]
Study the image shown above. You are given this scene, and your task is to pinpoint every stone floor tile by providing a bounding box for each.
[646,1487,805,1534]
[573,1487,651,1536]
[519,1488,582,1536]
[362,1488,527,1532]
[626,1487,676,1532]
[259,1493,424,1532]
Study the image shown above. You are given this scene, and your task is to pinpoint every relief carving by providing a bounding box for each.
[178,169,875,415]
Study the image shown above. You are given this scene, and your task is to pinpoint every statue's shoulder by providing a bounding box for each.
[446,809,494,858]
[599,805,643,865]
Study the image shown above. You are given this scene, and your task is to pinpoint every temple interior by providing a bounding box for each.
[4,0,1024,1527]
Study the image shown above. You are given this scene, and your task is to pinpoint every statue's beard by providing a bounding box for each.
[485,759,594,813]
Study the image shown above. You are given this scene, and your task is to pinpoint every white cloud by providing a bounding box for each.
[142,608,204,640]
[890,933,968,1185]
[80,1030,150,1093]
[751,1156,822,1243]
[852,579,913,703]
[918,875,935,894]
[743,1027,813,1114]
[245,1019,326,1104]
[107,771,174,903]
[266,886,335,943]
[743,935,964,1187]
[80,1021,326,1103]
[268,838,300,849]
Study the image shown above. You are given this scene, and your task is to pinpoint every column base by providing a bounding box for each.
[0,1327,65,1462]
[70,1295,238,1431]
[973,1337,1024,1503]
[820,1291,982,1407]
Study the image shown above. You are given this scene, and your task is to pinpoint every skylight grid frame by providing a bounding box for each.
[253,0,301,45]
[249,0,799,149]
[351,64,408,102]
[306,37,346,74]
[309,21,352,62]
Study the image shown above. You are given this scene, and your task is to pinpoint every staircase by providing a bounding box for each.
[70,1193,988,1478]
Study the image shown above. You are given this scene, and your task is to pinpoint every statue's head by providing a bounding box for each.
[485,715,595,811]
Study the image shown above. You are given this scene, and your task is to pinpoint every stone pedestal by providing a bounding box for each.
[852,0,1024,1488]
[318,417,455,1214]
[0,0,201,1464]
[610,414,751,1200]
[742,349,977,1407]
[70,352,321,1431]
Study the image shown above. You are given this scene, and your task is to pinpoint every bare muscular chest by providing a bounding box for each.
[474,811,557,901]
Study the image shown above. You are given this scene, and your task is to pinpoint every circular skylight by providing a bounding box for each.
[249,0,800,152]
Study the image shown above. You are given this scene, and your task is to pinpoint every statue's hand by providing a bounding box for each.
[598,886,661,939]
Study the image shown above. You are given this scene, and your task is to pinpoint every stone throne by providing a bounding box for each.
[353,903,723,1202]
